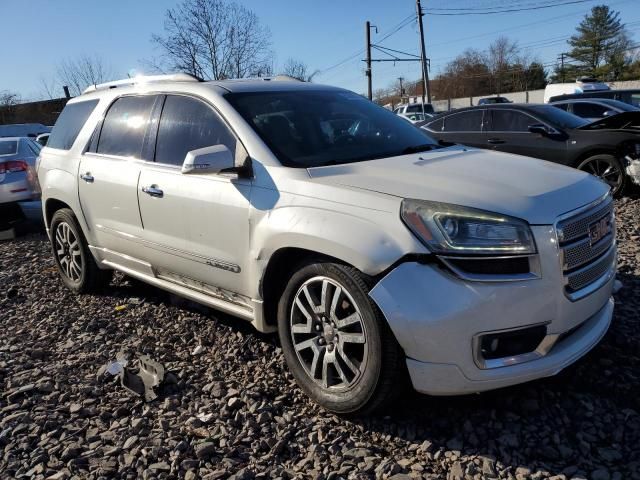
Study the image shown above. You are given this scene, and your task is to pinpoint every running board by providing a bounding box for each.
[89,246,275,333]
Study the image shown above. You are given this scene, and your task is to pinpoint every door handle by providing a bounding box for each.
[80,173,94,183]
[142,185,164,198]
[487,138,505,145]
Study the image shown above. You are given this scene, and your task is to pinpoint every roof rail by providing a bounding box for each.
[82,73,202,94]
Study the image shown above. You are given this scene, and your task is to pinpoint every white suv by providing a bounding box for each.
[38,74,616,414]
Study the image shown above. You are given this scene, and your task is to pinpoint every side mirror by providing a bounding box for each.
[181,144,235,175]
[603,110,616,117]
[528,124,550,136]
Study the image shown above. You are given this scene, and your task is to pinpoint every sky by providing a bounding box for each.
[1,0,638,101]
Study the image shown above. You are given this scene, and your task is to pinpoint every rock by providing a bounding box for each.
[195,442,217,460]
[448,461,464,480]
[592,468,611,480]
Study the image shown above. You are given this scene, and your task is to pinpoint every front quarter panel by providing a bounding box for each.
[248,179,427,300]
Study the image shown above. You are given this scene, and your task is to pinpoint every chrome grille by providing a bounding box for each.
[557,200,613,243]
[556,196,616,300]
[563,232,613,270]
[567,247,616,292]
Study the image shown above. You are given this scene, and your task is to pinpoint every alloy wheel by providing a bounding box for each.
[289,276,368,391]
[54,222,83,283]
[579,157,623,192]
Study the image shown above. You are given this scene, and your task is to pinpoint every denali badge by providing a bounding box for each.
[588,217,611,245]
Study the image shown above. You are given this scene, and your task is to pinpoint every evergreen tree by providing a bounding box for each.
[566,5,630,79]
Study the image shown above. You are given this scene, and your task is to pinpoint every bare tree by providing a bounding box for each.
[0,90,21,124]
[281,58,319,82]
[57,55,114,96]
[39,76,60,100]
[151,0,273,80]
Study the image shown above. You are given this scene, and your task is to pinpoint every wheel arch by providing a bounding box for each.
[571,147,619,168]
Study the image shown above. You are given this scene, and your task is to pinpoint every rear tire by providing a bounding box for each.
[50,208,111,293]
[577,154,627,197]
[277,262,405,415]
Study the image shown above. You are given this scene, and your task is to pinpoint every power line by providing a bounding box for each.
[427,0,597,16]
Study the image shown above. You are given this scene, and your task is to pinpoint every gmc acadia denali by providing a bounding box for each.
[37,74,616,414]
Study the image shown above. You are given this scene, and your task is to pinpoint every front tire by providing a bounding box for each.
[577,154,627,197]
[277,262,404,415]
[50,208,111,293]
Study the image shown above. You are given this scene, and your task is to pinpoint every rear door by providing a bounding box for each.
[428,110,487,148]
[485,109,565,161]
[78,95,159,255]
[137,94,252,295]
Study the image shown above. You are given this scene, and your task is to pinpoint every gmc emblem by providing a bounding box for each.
[588,217,611,245]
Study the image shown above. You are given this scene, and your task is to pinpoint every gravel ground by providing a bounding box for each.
[1,198,639,480]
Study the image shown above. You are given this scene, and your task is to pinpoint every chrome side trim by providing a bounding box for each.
[96,224,241,273]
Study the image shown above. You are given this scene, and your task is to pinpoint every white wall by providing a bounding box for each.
[416,80,640,112]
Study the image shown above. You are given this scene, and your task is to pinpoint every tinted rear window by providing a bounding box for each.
[444,110,484,132]
[48,100,99,150]
[0,140,18,155]
[97,96,156,158]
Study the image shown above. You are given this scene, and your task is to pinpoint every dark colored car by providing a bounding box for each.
[421,104,640,195]
[478,96,512,105]
[548,89,640,108]
[551,98,640,122]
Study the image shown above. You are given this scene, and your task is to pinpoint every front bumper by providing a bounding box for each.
[369,225,615,396]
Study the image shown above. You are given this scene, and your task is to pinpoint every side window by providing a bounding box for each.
[425,117,444,131]
[97,96,156,158]
[154,95,236,166]
[553,103,570,112]
[443,110,484,132]
[489,110,534,132]
[572,103,608,118]
[47,100,99,150]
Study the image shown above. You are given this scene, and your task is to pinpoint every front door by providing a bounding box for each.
[485,109,565,162]
[137,94,252,296]
[78,94,159,254]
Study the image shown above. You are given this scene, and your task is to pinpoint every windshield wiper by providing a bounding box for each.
[401,143,439,155]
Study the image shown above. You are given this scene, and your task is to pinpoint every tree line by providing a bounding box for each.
[375,4,639,105]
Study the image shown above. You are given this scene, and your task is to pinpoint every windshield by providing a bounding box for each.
[0,140,18,156]
[599,99,640,112]
[225,90,439,167]
[528,105,589,129]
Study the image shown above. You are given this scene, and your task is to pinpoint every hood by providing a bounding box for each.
[579,111,640,131]
[307,146,610,225]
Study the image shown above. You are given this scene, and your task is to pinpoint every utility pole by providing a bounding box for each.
[416,0,431,105]
[398,76,404,98]
[365,21,373,100]
[558,53,566,83]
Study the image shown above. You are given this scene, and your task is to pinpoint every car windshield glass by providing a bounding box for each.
[599,99,639,111]
[528,105,589,129]
[0,140,18,156]
[224,90,439,167]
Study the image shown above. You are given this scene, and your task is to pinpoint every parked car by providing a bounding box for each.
[544,78,610,103]
[422,104,640,196]
[0,123,51,138]
[35,133,50,146]
[0,137,41,223]
[394,103,434,116]
[551,98,640,122]
[548,89,640,108]
[39,74,616,414]
[477,96,512,105]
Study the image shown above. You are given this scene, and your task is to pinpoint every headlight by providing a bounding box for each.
[401,199,536,255]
